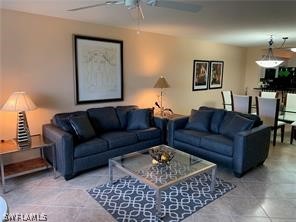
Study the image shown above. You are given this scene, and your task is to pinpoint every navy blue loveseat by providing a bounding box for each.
[43,105,165,180]
[168,106,271,177]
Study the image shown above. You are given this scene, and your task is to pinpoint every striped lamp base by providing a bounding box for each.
[17,111,31,144]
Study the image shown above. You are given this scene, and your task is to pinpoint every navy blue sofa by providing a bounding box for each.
[43,106,165,180]
[168,106,271,177]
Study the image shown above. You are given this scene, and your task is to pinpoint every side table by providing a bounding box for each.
[155,114,185,144]
[0,134,56,193]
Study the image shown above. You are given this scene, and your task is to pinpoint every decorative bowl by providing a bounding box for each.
[149,147,175,165]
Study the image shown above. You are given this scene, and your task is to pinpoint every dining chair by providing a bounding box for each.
[260,91,278,98]
[256,97,285,146]
[280,93,296,123]
[291,121,296,144]
[221,90,233,111]
[232,95,252,114]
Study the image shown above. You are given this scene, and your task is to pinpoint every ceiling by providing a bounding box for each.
[1,0,296,47]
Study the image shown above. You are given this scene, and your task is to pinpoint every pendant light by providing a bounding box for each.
[256,35,284,68]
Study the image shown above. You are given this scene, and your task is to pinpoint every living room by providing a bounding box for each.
[0,1,296,222]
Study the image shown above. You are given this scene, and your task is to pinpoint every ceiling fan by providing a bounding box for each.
[68,0,201,20]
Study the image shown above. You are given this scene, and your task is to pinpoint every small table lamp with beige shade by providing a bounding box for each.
[153,76,170,117]
[1,92,37,145]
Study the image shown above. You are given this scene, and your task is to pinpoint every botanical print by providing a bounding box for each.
[74,36,123,103]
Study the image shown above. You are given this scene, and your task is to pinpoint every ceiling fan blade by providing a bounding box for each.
[152,0,202,13]
[67,1,123,11]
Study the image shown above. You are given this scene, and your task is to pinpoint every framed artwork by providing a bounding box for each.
[74,35,123,104]
[192,60,210,91]
[209,61,224,89]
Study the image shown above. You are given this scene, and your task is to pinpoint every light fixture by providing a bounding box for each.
[256,35,284,68]
[1,92,37,145]
[153,76,170,117]
[291,48,296,52]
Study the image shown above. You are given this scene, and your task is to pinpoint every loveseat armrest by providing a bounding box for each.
[233,125,271,176]
[167,116,189,146]
[42,124,74,179]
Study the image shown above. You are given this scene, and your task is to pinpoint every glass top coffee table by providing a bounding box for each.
[109,145,217,219]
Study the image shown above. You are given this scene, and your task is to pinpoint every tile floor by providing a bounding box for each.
[1,133,296,222]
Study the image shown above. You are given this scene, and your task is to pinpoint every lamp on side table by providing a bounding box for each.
[154,76,170,117]
[1,92,37,145]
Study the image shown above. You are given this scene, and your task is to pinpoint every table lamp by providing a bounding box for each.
[153,76,170,116]
[1,92,37,144]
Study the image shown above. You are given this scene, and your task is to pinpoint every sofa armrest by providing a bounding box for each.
[42,124,74,178]
[167,116,189,146]
[233,125,271,176]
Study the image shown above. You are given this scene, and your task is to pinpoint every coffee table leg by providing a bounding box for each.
[109,160,113,184]
[155,190,162,220]
[210,167,216,193]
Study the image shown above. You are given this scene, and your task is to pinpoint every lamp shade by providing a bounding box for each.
[256,36,284,68]
[153,76,170,89]
[2,92,37,112]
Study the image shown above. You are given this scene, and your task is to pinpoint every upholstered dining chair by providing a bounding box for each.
[260,91,278,98]
[256,97,285,146]
[232,95,252,114]
[221,90,233,111]
[279,93,296,123]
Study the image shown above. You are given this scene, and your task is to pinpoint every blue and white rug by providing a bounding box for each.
[87,173,235,222]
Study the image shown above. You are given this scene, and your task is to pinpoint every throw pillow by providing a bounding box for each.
[127,109,150,130]
[116,105,138,129]
[69,115,96,142]
[185,109,214,132]
[222,114,255,139]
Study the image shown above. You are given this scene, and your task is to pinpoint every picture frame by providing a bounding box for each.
[209,61,224,89]
[192,60,210,91]
[73,35,123,104]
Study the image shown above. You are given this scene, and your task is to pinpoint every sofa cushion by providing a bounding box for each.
[238,113,262,128]
[199,106,226,133]
[74,138,108,158]
[52,111,87,135]
[175,129,212,147]
[116,105,138,129]
[221,114,255,139]
[127,109,150,130]
[87,107,121,132]
[129,127,161,141]
[99,131,138,149]
[219,112,236,134]
[69,115,96,142]
[200,135,233,157]
[185,109,214,132]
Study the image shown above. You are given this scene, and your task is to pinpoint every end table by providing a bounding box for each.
[0,134,56,193]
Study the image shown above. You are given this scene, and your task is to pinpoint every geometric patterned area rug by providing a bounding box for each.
[87,173,235,222]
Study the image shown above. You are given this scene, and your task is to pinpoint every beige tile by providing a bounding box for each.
[53,188,97,207]
[18,186,64,205]
[231,216,271,222]
[195,213,233,222]
[259,198,296,219]
[221,197,268,217]
[43,206,80,222]
[75,208,116,222]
